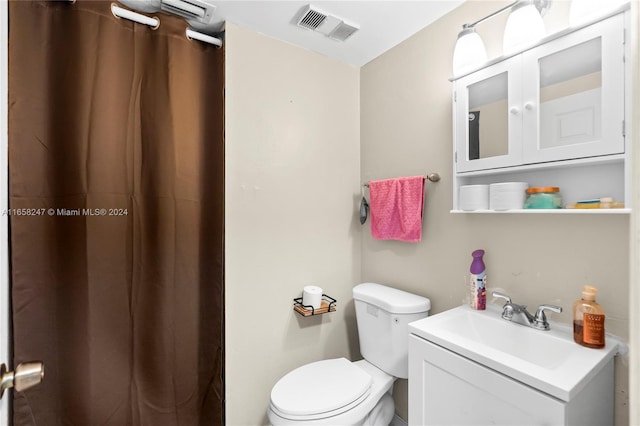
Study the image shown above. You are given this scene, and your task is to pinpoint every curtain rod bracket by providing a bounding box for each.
[186,28,223,47]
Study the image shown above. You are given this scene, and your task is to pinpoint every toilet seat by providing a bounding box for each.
[270,358,372,421]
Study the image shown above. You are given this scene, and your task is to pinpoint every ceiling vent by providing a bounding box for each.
[296,5,359,42]
[328,21,359,42]
[298,7,327,31]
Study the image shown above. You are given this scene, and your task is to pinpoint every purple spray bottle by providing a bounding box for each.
[470,249,486,310]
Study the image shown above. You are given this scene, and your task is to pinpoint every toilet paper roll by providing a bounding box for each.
[302,286,323,309]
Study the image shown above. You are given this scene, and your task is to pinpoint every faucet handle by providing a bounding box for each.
[492,291,512,304]
[533,304,563,330]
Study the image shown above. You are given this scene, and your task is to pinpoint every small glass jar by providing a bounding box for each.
[524,187,562,209]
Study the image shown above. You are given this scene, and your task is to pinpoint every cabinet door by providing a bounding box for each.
[521,14,625,164]
[454,55,523,172]
[408,335,565,426]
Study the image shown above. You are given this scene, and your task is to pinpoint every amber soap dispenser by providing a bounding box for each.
[573,285,606,349]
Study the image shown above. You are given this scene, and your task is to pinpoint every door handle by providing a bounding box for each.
[0,361,44,398]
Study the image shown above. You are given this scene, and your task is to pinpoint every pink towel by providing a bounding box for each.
[369,176,425,243]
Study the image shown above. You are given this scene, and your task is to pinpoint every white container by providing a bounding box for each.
[489,182,529,210]
[459,185,489,211]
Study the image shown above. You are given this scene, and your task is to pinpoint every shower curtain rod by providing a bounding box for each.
[109,4,223,47]
[362,173,441,188]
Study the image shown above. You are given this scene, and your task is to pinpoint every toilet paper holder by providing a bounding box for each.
[293,294,337,317]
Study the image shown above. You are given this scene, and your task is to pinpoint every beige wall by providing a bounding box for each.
[361,1,630,424]
[475,98,508,158]
[224,23,361,425]
[540,71,601,102]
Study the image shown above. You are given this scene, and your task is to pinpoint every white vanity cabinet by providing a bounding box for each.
[407,305,621,426]
[408,335,614,426]
[452,10,630,212]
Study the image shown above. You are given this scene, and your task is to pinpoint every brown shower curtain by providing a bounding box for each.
[8,1,224,424]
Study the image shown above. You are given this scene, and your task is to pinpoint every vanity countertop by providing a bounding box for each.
[409,304,625,402]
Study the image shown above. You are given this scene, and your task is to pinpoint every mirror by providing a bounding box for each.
[538,37,602,149]
[467,72,508,160]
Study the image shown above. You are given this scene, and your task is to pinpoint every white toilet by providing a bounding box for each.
[268,283,431,426]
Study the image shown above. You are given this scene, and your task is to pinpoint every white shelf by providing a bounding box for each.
[450,209,631,215]
[455,154,625,178]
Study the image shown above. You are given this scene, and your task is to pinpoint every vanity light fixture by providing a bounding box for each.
[452,0,551,76]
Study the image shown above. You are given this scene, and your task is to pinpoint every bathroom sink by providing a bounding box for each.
[408,304,624,402]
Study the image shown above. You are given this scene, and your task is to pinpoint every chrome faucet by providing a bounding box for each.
[492,291,562,331]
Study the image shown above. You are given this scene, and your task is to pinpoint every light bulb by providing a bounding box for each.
[453,26,488,76]
[503,1,546,55]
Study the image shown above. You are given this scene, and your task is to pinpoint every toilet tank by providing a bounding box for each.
[353,283,431,379]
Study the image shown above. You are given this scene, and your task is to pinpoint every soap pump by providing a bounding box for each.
[573,285,606,348]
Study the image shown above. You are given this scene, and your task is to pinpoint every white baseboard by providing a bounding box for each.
[390,414,407,426]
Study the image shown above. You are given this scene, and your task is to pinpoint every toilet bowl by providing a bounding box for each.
[268,283,431,426]
[268,359,394,426]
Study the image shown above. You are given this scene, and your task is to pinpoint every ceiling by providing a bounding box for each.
[203,1,466,66]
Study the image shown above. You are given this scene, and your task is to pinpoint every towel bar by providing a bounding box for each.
[362,173,440,188]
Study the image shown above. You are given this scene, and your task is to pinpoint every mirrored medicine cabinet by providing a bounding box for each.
[451,10,630,213]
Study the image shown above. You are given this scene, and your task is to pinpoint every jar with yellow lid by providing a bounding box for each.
[524,187,562,209]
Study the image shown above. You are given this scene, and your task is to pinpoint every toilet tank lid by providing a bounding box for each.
[353,283,431,314]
